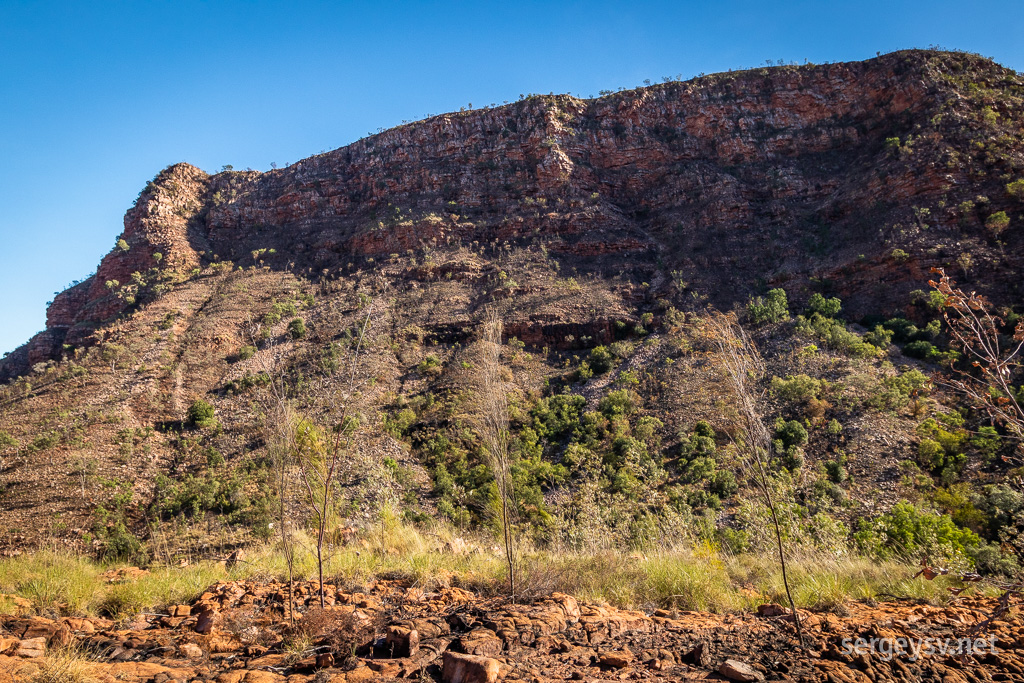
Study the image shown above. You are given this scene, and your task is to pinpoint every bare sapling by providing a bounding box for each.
[295,299,376,608]
[473,309,519,602]
[708,313,804,648]
[252,324,299,625]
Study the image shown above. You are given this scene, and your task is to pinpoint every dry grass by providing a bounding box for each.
[26,645,99,683]
[0,521,977,620]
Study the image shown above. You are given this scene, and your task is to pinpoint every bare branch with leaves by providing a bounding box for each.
[929,268,1024,442]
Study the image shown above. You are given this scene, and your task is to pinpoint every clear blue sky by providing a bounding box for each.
[1,1,1022,356]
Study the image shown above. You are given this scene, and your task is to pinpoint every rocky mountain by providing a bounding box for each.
[0,49,1022,562]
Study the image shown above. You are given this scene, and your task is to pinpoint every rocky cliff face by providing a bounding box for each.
[3,49,1022,378]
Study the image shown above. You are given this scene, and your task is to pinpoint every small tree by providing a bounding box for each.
[294,302,375,608]
[472,309,519,602]
[708,313,804,647]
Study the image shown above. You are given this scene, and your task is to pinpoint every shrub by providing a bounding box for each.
[807,293,842,318]
[588,346,614,374]
[287,318,307,339]
[891,249,910,263]
[985,211,1011,236]
[774,419,808,448]
[853,501,980,565]
[747,288,789,324]
[417,354,442,376]
[709,469,738,498]
[863,325,894,348]
[903,340,940,361]
[824,459,847,484]
[1007,179,1024,201]
[0,431,16,450]
[187,400,217,429]
[237,345,256,361]
[770,374,822,403]
[116,238,130,252]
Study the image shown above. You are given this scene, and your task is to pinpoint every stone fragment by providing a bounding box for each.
[719,659,766,682]
[599,649,634,669]
[170,604,192,617]
[386,625,420,657]
[442,651,501,683]
[454,629,504,657]
[757,603,789,617]
[179,642,203,658]
[15,637,45,658]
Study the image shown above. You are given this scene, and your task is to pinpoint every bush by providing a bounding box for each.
[417,354,442,376]
[806,293,842,318]
[824,459,847,484]
[903,340,940,361]
[708,469,738,498]
[588,346,614,374]
[237,345,256,361]
[985,211,1011,236]
[1007,179,1024,201]
[774,419,808,448]
[747,288,789,325]
[187,400,217,429]
[854,501,980,565]
[287,318,307,339]
[770,374,822,403]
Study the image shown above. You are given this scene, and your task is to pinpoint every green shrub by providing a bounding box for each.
[287,318,307,339]
[985,211,1010,236]
[186,399,217,429]
[795,314,878,358]
[588,346,614,374]
[863,325,894,348]
[903,340,940,361]
[824,459,847,484]
[1007,179,1024,201]
[237,345,256,361]
[709,469,738,498]
[770,374,822,403]
[774,419,808,448]
[747,288,789,325]
[806,293,842,318]
[417,354,442,375]
[0,431,16,450]
[854,501,980,564]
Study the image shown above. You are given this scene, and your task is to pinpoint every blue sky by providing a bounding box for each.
[1,1,1022,356]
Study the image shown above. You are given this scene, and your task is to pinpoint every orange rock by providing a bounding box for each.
[442,651,501,683]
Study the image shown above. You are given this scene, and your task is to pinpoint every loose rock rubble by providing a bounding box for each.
[0,580,1022,682]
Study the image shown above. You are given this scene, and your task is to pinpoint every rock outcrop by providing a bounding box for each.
[4,49,1022,380]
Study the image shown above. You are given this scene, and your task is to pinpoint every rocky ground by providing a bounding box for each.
[1,577,1022,683]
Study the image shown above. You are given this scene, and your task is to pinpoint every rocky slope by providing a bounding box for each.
[0,49,1022,557]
